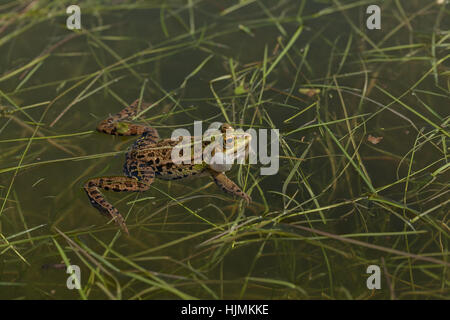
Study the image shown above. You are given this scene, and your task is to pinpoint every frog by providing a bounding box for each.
[84,99,252,234]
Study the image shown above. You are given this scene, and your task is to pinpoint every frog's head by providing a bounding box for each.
[219,123,251,159]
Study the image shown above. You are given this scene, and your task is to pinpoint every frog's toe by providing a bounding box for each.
[114,214,129,235]
[243,193,252,205]
[107,210,129,235]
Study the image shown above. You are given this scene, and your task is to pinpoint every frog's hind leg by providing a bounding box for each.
[84,173,154,234]
[208,169,251,204]
[96,99,159,141]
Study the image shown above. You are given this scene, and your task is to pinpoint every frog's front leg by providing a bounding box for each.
[97,99,159,141]
[84,174,154,234]
[208,169,251,204]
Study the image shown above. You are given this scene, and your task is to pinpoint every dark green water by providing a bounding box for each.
[0,0,448,299]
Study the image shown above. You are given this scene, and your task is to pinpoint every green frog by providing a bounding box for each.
[84,99,252,234]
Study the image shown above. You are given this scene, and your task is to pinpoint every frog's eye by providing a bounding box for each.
[220,123,233,132]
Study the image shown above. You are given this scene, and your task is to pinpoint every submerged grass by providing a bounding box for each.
[0,0,448,299]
